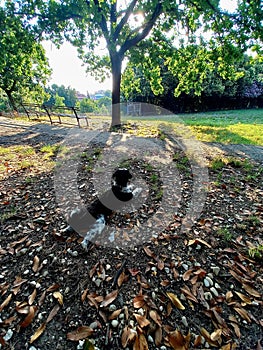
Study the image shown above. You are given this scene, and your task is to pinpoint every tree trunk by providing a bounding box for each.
[5,90,18,112]
[111,53,122,127]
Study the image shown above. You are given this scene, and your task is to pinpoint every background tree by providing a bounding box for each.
[8,0,262,124]
[0,6,51,110]
[45,84,78,107]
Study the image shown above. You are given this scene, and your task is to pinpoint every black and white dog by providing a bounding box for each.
[64,168,141,248]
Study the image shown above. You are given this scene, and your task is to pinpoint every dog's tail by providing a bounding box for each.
[81,215,106,249]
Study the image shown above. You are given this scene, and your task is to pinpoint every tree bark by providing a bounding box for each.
[111,53,122,127]
[5,90,18,111]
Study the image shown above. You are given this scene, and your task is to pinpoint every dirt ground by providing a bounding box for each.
[0,116,262,350]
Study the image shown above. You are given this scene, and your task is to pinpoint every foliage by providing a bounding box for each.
[45,84,78,107]
[0,5,51,110]
[79,98,98,113]
[5,0,262,124]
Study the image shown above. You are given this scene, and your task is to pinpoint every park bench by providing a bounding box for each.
[21,103,89,128]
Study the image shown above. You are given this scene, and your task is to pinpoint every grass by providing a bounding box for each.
[127,108,263,146]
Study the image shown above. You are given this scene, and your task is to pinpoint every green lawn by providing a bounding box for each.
[126,109,263,146]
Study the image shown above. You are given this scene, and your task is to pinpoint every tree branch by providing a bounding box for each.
[113,0,138,42]
[91,0,110,45]
[120,2,163,55]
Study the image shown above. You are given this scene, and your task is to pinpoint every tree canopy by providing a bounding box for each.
[2,0,262,123]
[0,6,51,110]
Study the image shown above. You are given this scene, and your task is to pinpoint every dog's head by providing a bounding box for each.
[112,168,132,188]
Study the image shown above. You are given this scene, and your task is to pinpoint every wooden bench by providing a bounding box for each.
[21,103,89,128]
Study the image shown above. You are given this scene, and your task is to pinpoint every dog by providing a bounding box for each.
[63,168,140,248]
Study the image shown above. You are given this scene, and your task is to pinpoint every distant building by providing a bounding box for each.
[76,92,87,100]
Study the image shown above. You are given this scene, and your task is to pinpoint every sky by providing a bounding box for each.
[42,0,237,95]
[42,41,111,95]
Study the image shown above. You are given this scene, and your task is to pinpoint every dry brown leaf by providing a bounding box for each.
[167,329,190,350]
[242,284,261,298]
[167,292,185,310]
[100,289,118,308]
[29,323,46,344]
[182,268,194,281]
[155,326,162,347]
[143,246,155,258]
[230,322,241,338]
[149,310,162,327]
[234,291,252,305]
[20,306,37,328]
[46,304,60,323]
[133,333,148,350]
[157,259,164,270]
[28,289,37,305]
[10,235,29,248]
[180,286,198,303]
[210,329,222,342]
[133,295,145,309]
[0,294,12,312]
[188,238,211,248]
[108,308,122,320]
[81,288,89,303]
[134,314,150,328]
[225,291,233,303]
[32,256,40,272]
[234,307,251,323]
[160,279,170,287]
[117,271,127,287]
[46,283,60,292]
[200,327,219,347]
[67,326,94,341]
[121,326,137,348]
[53,291,63,305]
[193,335,202,347]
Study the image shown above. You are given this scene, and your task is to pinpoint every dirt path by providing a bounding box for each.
[1,115,262,163]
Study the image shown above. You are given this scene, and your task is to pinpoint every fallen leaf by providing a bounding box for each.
[167,329,190,350]
[234,291,252,305]
[242,284,261,298]
[108,309,122,320]
[46,304,60,323]
[157,259,164,270]
[128,268,140,276]
[20,306,37,328]
[117,271,127,287]
[133,295,145,309]
[182,268,194,281]
[121,326,136,348]
[210,329,222,342]
[133,332,148,350]
[53,291,63,305]
[200,327,219,347]
[32,256,40,272]
[81,288,89,303]
[180,286,198,303]
[28,289,37,305]
[0,294,12,312]
[67,326,94,341]
[30,323,46,343]
[143,246,155,258]
[134,314,150,328]
[234,307,251,323]
[149,310,162,327]
[100,290,118,308]
[10,235,29,248]
[193,335,202,347]
[166,292,185,310]
[155,326,162,346]
[46,284,60,292]
[188,238,211,248]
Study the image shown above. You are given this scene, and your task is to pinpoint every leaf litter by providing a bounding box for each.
[0,120,262,349]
